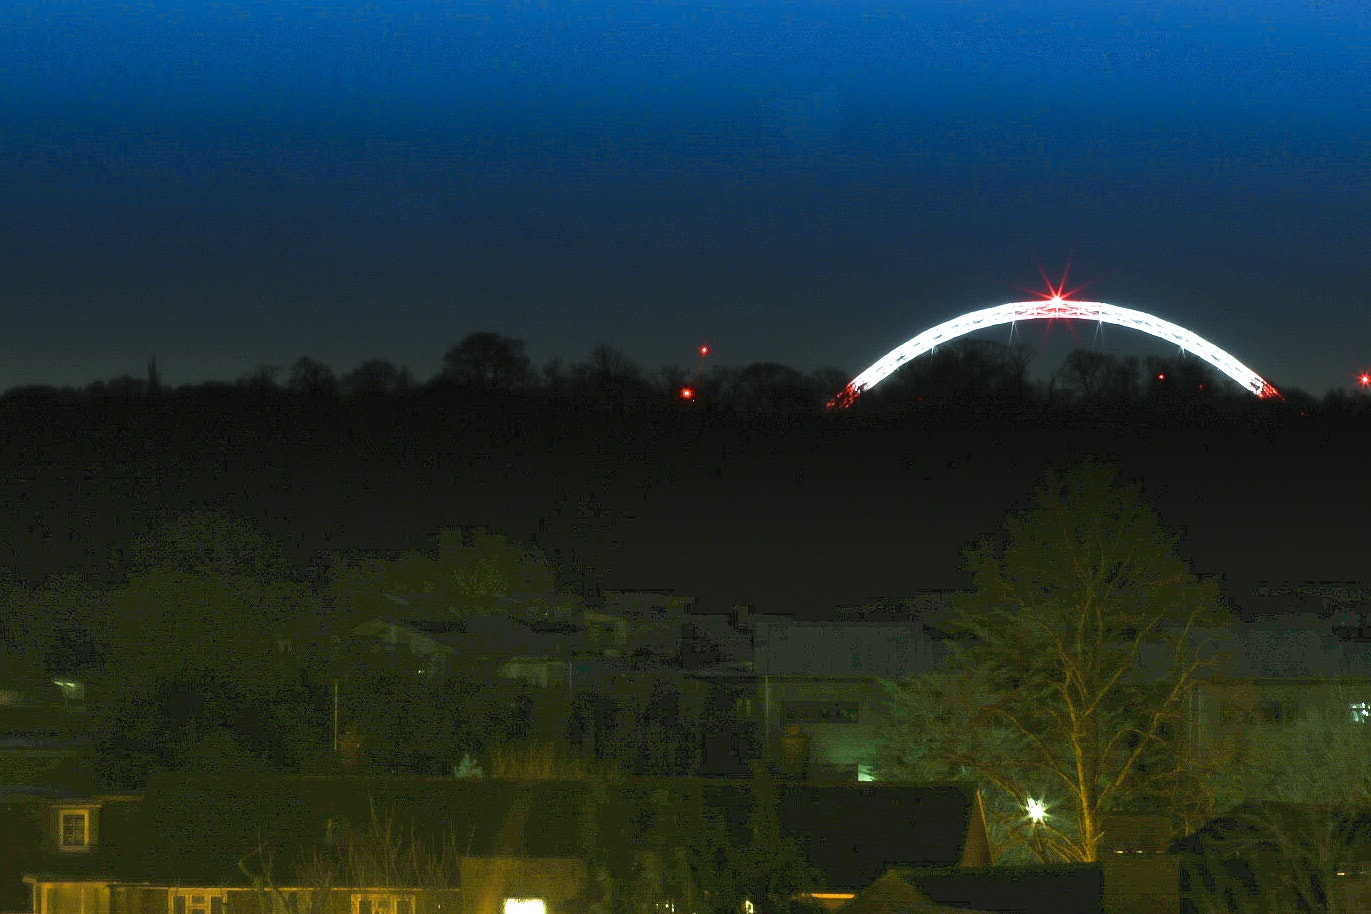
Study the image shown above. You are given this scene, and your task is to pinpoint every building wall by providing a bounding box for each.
[33,883,108,914]
[1101,857,1180,914]
[458,858,585,914]
[758,677,890,779]
[1187,678,1371,765]
[752,620,947,679]
[112,887,165,914]
[40,885,467,914]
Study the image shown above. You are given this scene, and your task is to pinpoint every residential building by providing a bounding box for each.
[684,607,950,780]
[16,774,991,914]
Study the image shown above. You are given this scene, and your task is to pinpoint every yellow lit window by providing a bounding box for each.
[58,810,90,851]
[169,892,226,914]
[351,895,414,914]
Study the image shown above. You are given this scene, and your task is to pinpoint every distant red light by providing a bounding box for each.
[1360,374,1371,387]
[699,345,710,357]
[1156,373,1166,381]
[679,386,695,400]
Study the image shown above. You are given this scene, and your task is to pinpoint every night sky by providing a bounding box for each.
[1,1,1367,396]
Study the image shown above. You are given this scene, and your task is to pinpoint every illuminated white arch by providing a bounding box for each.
[828,298,1278,407]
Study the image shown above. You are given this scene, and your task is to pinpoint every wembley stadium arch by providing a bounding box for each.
[828,298,1278,408]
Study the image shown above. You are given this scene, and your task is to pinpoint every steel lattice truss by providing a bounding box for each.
[828,299,1279,408]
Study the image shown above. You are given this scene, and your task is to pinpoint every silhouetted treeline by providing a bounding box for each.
[0,330,1368,622]
[8,332,1361,423]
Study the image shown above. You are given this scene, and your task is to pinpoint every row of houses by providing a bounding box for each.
[8,581,1371,795]
[2,773,1004,914]
[7,582,1371,913]
[16,768,1370,914]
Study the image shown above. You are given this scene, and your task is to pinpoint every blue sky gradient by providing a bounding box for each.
[1,0,1367,393]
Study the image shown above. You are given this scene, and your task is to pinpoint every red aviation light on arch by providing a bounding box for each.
[828,298,1280,407]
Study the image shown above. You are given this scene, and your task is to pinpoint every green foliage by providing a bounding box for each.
[1209,686,1371,809]
[292,803,461,892]
[91,513,328,788]
[103,568,314,688]
[485,741,619,780]
[732,763,822,910]
[126,510,292,580]
[0,572,104,686]
[878,463,1224,862]
[328,528,573,624]
[339,670,527,775]
[94,667,326,790]
[575,774,818,914]
[578,783,691,914]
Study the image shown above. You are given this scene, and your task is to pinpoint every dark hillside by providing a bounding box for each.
[0,390,1362,613]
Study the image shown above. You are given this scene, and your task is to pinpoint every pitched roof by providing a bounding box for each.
[23,776,986,894]
[838,869,996,914]
[897,864,1105,914]
[775,783,985,890]
[692,781,987,891]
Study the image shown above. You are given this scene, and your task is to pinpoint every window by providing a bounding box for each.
[351,894,414,914]
[169,892,226,914]
[502,902,545,914]
[1352,702,1371,724]
[57,809,90,851]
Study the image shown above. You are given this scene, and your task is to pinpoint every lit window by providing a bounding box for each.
[169,892,226,914]
[1351,702,1371,724]
[857,764,876,782]
[352,895,414,914]
[58,810,90,851]
[503,901,546,914]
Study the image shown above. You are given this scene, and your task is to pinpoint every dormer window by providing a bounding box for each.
[57,809,91,851]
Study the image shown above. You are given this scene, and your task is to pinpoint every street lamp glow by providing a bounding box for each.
[1026,797,1047,824]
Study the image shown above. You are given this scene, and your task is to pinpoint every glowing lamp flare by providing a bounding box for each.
[1359,373,1371,388]
[1026,797,1048,824]
[679,386,695,400]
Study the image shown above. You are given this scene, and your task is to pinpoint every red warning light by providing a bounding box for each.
[679,386,695,400]
[1360,374,1371,388]
[699,345,710,357]
[1156,373,1166,382]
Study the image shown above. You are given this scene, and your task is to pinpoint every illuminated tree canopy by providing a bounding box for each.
[878,464,1225,862]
